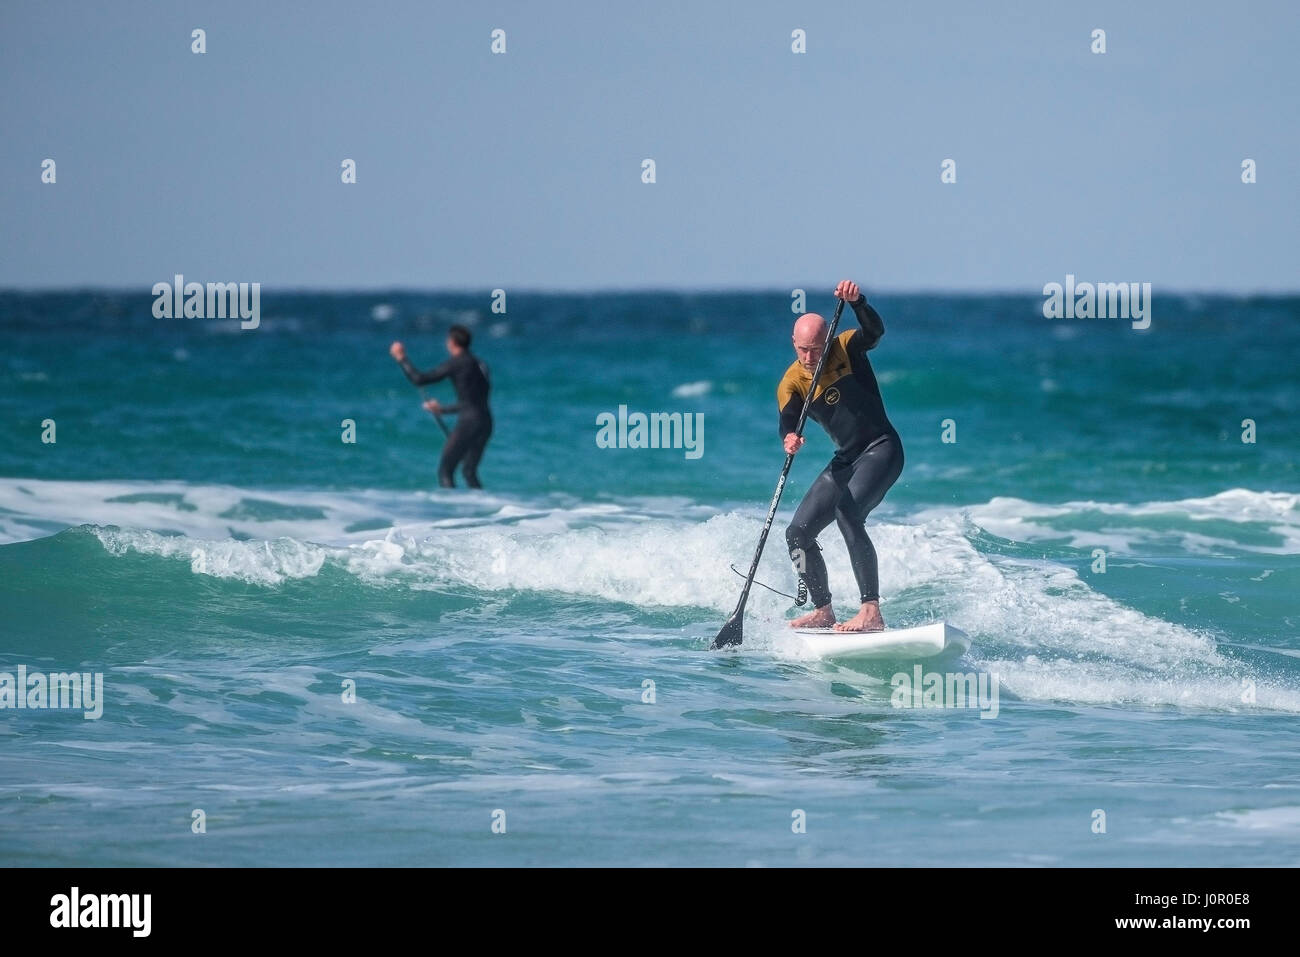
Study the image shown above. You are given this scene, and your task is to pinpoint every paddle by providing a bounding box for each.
[710,297,846,650]
[390,342,451,436]
[417,386,451,437]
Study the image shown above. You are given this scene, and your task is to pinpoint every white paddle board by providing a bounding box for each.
[793,621,970,660]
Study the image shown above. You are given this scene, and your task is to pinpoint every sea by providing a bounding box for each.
[1,290,1297,866]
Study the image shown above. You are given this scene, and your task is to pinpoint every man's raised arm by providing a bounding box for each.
[400,356,454,386]
[833,279,884,351]
[850,295,885,351]
[394,347,453,386]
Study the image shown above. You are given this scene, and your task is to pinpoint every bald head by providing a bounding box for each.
[793,312,826,341]
[792,312,828,372]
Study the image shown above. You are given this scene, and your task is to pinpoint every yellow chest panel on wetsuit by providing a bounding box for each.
[777,330,891,457]
[778,330,855,407]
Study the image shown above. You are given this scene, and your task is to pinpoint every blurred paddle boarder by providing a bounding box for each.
[390,324,492,489]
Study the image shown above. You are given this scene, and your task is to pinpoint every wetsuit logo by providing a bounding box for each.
[823,387,841,406]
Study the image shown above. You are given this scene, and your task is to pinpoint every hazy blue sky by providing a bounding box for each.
[2,1,1296,291]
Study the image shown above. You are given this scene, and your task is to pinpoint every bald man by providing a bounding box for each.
[779,279,903,632]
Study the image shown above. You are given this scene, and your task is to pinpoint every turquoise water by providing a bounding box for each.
[2,291,1298,866]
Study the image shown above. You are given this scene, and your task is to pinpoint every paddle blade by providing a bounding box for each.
[710,611,745,649]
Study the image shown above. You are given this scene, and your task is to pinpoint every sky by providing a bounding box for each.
[1,0,1297,292]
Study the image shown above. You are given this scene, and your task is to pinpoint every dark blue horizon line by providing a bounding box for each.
[2,285,1298,298]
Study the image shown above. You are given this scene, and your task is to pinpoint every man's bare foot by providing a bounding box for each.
[790,604,836,628]
[832,601,885,632]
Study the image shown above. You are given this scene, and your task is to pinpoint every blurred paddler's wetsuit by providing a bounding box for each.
[778,295,903,608]
[399,351,493,489]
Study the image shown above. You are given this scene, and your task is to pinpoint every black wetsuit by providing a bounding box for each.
[399,351,492,488]
[777,296,903,607]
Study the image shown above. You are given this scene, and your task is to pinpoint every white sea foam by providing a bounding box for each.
[913,488,1300,555]
[0,478,522,547]
[1214,806,1300,834]
[671,380,712,398]
[3,478,1298,712]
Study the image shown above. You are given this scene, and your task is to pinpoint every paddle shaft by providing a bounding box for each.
[417,386,451,436]
[712,298,846,648]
